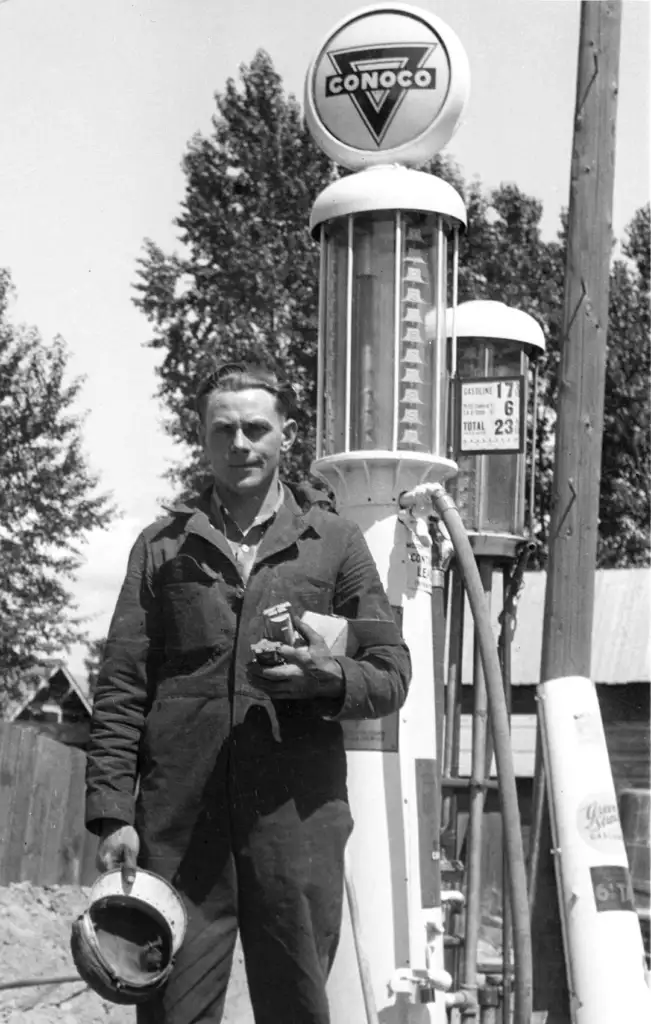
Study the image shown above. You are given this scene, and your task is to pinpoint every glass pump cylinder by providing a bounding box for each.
[312,166,466,465]
[447,300,545,540]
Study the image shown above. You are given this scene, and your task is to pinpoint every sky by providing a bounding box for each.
[0,0,648,683]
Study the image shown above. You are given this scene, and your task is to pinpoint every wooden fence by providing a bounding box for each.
[0,722,98,886]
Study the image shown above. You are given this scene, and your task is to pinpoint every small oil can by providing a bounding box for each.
[262,602,296,646]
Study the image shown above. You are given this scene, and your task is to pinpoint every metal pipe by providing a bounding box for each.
[443,776,500,792]
[0,975,83,991]
[432,569,447,773]
[442,570,465,1008]
[527,740,546,915]
[434,218,445,456]
[500,564,514,1024]
[450,617,464,791]
[344,851,380,1024]
[450,226,459,378]
[446,227,460,461]
[482,568,496,783]
[479,979,501,1024]
[315,225,326,460]
[441,565,465,1002]
[479,1005,499,1024]
[461,558,493,1013]
[432,564,447,915]
[446,989,476,1012]
[400,483,533,1024]
[497,542,537,1012]
[528,362,539,537]
[344,215,353,451]
[442,569,465,847]
[392,211,402,450]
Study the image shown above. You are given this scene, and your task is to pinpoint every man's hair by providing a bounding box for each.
[195,362,298,422]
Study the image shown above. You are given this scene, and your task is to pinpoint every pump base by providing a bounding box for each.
[312,451,458,512]
[466,531,532,562]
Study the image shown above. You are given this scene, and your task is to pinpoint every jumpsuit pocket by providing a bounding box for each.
[142,689,229,763]
[161,556,225,654]
[160,554,220,586]
[292,576,334,616]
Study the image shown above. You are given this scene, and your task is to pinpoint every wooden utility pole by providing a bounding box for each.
[529,3,622,1022]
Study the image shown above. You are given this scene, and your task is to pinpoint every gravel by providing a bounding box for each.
[0,881,509,1023]
[0,882,129,1024]
[0,883,253,1024]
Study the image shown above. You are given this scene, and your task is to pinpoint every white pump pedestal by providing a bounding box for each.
[317,454,455,1024]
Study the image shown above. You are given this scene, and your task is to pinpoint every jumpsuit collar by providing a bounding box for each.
[163,484,321,571]
[210,478,284,539]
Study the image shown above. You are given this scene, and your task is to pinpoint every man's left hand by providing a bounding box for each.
[248,618,344,701]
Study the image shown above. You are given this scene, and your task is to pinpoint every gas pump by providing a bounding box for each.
[304,5,475,1022]
[441,300,544,1023]
[304,5,469,1022]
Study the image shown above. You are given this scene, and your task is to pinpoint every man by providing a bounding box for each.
[85,362,411,1024]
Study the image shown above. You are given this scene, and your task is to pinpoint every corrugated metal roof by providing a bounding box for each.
[456,567,650,686]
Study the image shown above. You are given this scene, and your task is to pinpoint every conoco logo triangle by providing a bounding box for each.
[325,44,436,146]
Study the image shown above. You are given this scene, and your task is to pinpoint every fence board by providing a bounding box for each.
[0,723,98,887]
[37,735,74,884]
[58,745,87,885]
[42,739,75,884]
[1,727,39,884]
[0,723,24,876]
[21,734,60,882]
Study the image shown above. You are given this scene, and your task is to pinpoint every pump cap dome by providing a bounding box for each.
[447,300,545,354]
[310,165,467,235]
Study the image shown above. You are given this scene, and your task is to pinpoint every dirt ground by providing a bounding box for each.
[0,882,507,1024]
[0,883,253,1024]
[0,883,123,1024]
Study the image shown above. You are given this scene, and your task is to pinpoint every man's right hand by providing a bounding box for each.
[96,820,140,886]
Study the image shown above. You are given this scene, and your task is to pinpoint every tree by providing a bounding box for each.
[134,52,647,567]
[598,204,650,566]
[0,272,115,708]
[134,50,335,496]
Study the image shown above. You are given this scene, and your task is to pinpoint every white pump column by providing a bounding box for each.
[311,165,465,1024]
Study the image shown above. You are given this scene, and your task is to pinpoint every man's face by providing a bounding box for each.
[201,387,297,497]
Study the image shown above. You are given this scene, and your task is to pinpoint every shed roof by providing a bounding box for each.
[457,567,650,686]
[8,665,91,722]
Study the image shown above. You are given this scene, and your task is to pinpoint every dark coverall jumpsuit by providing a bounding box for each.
[85,485,411,1024]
